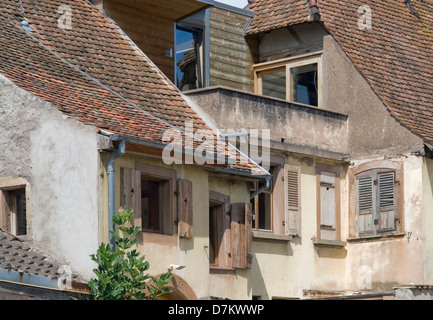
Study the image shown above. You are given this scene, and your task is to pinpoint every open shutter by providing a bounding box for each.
[320,171,337,240]
[377,171,396,232]
[178,179,193,238]
[121,168,142,228]
[230,203,253,269]
[285,165,301,236]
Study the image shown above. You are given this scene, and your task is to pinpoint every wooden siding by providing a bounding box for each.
[105,0,175,81]
[209,7,255,92]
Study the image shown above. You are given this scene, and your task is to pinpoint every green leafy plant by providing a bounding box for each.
[88,208,173,300]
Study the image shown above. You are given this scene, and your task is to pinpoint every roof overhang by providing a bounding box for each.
[107,0,215,21]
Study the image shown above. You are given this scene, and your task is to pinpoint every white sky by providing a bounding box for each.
[215,0,249,9]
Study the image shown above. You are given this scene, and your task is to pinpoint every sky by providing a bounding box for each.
[215,0,249,9]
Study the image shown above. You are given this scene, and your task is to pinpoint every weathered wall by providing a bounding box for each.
[344,154,425,292]
[0,75,99,280]
[322,34,423,157]
[185,87,349,157]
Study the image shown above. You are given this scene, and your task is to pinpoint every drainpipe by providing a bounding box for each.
[107,140,125,250]
[250,174,272,200]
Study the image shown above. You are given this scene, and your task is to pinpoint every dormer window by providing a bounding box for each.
[254,53,322,107]
[175,10,208,91]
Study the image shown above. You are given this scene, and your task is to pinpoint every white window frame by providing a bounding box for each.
[254,52,323,108]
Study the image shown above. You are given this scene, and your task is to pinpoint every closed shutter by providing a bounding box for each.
[285,165,301,236]
[356,172,374,236]
[121,168,142,228]
[320,171,336,240]
[377,171,396,232]
[230,203,253,269]
[178,179,193,238]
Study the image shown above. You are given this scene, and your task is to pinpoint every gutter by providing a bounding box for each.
[107,140,125,250]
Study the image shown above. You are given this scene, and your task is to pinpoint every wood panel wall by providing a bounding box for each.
[208,7,256,93]
[104,0,175,81]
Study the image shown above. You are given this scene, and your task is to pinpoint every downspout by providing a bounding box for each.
[107,140,125,250]
[250,174,272,200]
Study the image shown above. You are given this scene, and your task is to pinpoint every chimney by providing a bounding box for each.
[307,0,321,21]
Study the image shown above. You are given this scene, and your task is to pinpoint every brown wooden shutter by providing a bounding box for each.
[121,168,142,228]
[178,179,193,238]
[285,165,301,236]
[230,203,253,269]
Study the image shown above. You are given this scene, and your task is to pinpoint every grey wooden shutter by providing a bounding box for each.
[121,168,142,228]
[356,172,375,236]
[230,203,253,269]
[377,171,396,232]
[320,171,336,240]
[285,165,301,236]
[178,179,193,238]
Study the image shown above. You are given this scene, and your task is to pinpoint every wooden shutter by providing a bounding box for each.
[356,172,375,236]
[285,165,301,236]
[178,179,193,238]
[230,203,253,269]
[320,171,336,240]
[121,168,142,228]
[377,171,396,232]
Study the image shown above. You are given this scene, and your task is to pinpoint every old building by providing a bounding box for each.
[1,0,433,300]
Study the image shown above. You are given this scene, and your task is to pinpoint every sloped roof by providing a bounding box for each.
[0,229,84,285]
[0,0,263,175]
[246,0,433,144]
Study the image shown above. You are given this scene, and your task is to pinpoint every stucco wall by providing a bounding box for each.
[0,75,99,280]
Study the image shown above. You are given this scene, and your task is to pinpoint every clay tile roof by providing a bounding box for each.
[0,0,263,175]
[246,0,433,144]
[0,229,82,282]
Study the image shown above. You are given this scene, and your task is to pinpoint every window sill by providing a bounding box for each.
[209,266,236,275]
[347,232,406,243]
[253,230,293,242]
[312,238,347,248]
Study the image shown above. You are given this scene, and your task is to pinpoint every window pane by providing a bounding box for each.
[175,27,201,91]
[291,63,318,106]
[142,179,161,232]
[261,69,286,100]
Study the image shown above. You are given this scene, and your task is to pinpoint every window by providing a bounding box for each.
[356,169,397,236]
[1,188,27,236]
[175,11,207,91]
[250,158,300,239]
[349,160,404,239]
[254,54,322,107]
[316,164,341,242]
[209,191,231,268]
[121,164,177,238]
[0,178,30,238]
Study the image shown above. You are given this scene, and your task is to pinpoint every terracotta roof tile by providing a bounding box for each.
[246,0,433,144]
[0,0,262,174]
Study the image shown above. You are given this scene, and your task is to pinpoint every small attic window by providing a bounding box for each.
[1,187,27,237]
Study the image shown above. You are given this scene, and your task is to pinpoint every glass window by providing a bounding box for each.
[261,68,286,100]
[291,63,318,106]
[175,26,203,91]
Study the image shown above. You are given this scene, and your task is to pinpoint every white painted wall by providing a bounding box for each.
[0,75,99,280]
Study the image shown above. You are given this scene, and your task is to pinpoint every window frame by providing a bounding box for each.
[0,177,31,239]
[349,160,404,239]
[121,163,178,246]
[254,53,323,107]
